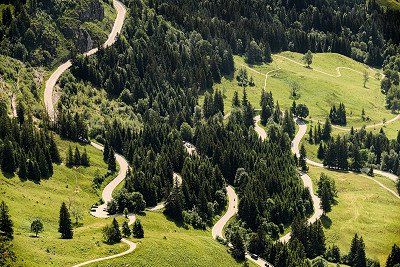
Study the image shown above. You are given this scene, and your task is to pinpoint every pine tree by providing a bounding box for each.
[66,145,74,167]
[386,244,400,267]
[1,140,16,174]
[317,143,325,160]
[58,202,73,239]
[232,91,241,108]
[322,118,332,141]
[18,155,27,180]
[49,134,61,163]
[80,149,90,166]
[103,141,110,163]
[74,147,81,166]
[213,90,224,115]
[308,127,314,144]
[351,146,362,172]
[164,181,184,221]
[122,221,131,237]
[230,227,245,260]
[0,201,13,240]
[132,219,144,238]
[317,174,337,213]
[108,147,117,172]
[299,144,308,172]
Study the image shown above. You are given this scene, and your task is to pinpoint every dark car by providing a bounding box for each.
[250,253,259,260]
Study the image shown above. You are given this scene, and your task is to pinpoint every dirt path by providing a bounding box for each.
[241,56,399,130]
[44,0,126,120]
[42,1,133,266]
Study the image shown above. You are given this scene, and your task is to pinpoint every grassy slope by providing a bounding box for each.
[207,52,393,128]
[308,165,400,265]
[94,211,255,267]
[0,137,127,266]
[376,0,400,10]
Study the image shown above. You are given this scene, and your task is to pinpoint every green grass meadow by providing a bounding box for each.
[206,52,394,128]
[308,166,400,265]
[94,211,255,267]
[0,137,127,266]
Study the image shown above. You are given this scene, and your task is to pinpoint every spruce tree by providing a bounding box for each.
[49,134,61,163]
[317,143,325,160]
[103,141,110,163]
[74,147,81,166]
[230,227,245,260]
[122,221,131,237]
[80,149,90,166]
[1,140,16,174]
[0,201,13,240]
[164,182,184,221]
[58,202,73,239]
[386,244,400,267]
[18,156,27,180]
[299,144,308,172]
[232,91,241,108]
[108,147,117,172]
[132,220,144,238]
[66,145,74,167]
[322,118,332,141]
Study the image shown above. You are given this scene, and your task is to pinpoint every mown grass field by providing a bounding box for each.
[0,137,127,266]
[95,211,256,267]
[206,52,394,128]
[308,166,400,265]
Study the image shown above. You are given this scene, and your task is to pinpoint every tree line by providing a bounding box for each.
[0,100,60,182]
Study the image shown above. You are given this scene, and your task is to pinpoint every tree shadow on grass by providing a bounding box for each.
[163,213,188,229]
[321,214,332,229]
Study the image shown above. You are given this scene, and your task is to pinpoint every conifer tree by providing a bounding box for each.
[322,118,332,141]
[58,202,73,239]
[103,141,110,163]
[80,149,90,166]
[74,147,81,166]
[1,140,16,175]
[0,201,13,240]
[230,227,245,260]
[232,91,241,108]
[108,147,117,172]
[66,145,74,167]
[132,220,144,238]
[49,134,61,163]
[317,174,337,213]
[18,156,27,180]
[386,244,400,267]
[164,181,184,221]
[122,221,131,237]
[317,143,325,160]
[299,144,308,172]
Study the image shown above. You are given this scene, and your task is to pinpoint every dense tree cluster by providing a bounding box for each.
[65,145,90,167]
[56,110,89,142]
[154,0,400,67]
[291,218,326,259]
[0,0,109,66]
[316,174,337,213]
[329,103,347,126]
[69,0,234,128]
[0,100,60,182]
[316,125,400,175]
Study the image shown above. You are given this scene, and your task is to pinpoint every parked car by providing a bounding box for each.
[250,253,259,260]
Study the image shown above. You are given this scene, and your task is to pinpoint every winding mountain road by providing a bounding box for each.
[254,116,323,243]
[44,0,126,120]
[42,1,133,266]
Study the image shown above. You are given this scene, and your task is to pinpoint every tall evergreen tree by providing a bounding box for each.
[0,201,13,240]
[299,144,308,172]
[58,202,73,239]
[1,140,16,174]
[386,244,400,267]
[108,147,117,172]
[132,219,144,238]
